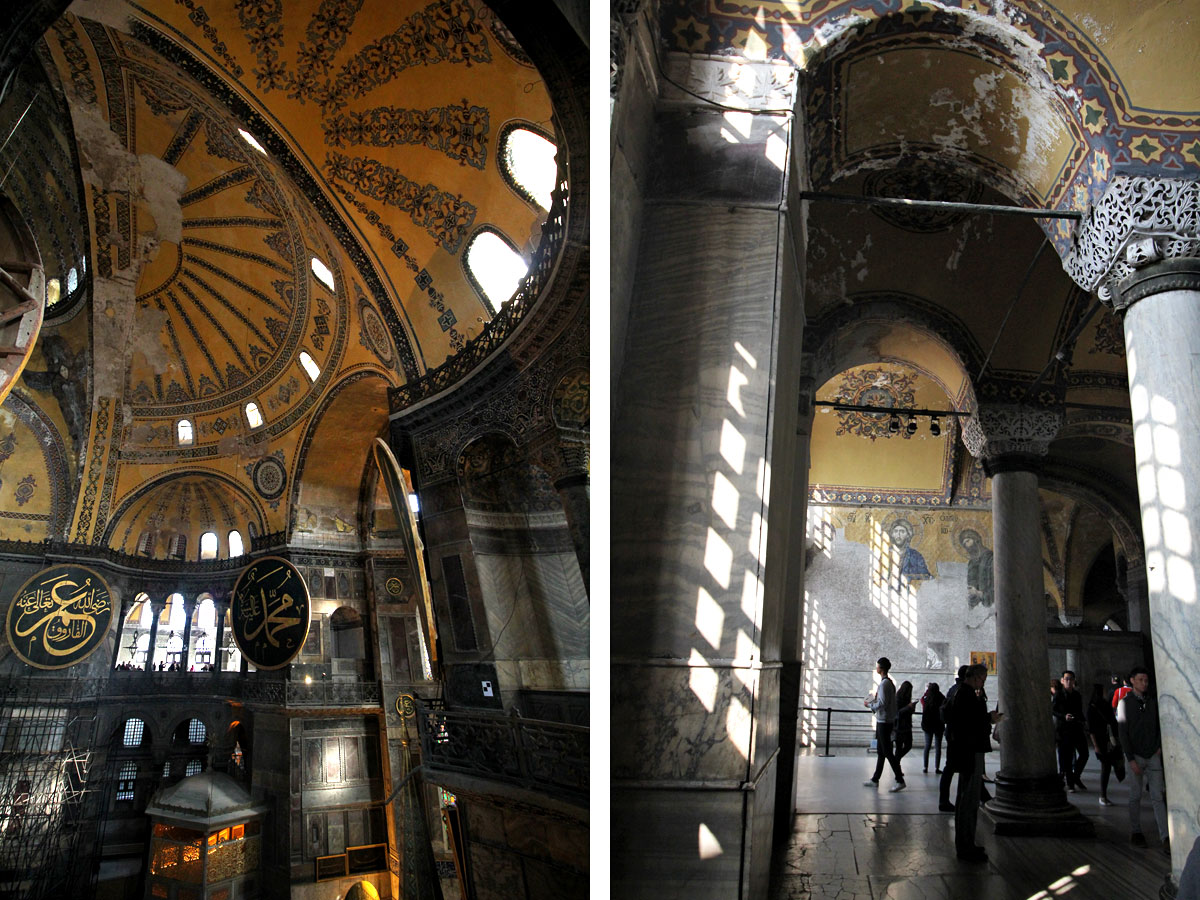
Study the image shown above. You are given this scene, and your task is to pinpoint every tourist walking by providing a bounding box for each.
[895,680,916,778]
[920,681,944,774]
[1087,682,1123,806]
[1117,666,1170,851]
[863,656,905,792]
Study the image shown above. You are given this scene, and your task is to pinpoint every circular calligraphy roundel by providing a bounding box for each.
[230,556,311,670]
[6,564,115,670]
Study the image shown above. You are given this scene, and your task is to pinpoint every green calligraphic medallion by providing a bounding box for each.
[6,564,115,670]
[231,556,311,670]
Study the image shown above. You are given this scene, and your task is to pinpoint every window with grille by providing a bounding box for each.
[123,718,145,747]
[137,531,154,556]
[168,534,187,560]
[188,719,206,744]
[117,762,137,801]
[185,759,202,777]
[162,760,170,777]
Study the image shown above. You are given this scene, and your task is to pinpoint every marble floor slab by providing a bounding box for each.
[770,750,1172,900]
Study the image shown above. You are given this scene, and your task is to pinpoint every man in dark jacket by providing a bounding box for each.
[1052,669,1089,791]
[1117,666,1169,850]
[949,663,1002,862]
[938,664,969,811]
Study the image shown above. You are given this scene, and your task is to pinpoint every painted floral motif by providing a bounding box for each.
[325,101,489,169]
[832,368,918,442]
[325,152,476,251]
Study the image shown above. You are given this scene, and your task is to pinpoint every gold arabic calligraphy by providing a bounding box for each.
[240,565,302,649]
[13,573,111,659]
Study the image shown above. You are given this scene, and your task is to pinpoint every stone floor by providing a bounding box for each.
[770,750,1173,899]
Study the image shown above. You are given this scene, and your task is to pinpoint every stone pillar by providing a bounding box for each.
[1065,176,1200,886]
[1124,564,1151,634]
[964,405,1093,836]
[213,593,229,672]
[110,591,132,670]
[180,594,197,670]
[541,437,590,593]
[610,46,806,900]
[144,594,165,673]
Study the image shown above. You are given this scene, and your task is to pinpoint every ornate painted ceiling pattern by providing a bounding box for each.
[664,0,1200,242]
[45,19,355,439]
[126,0,552,368]
[103,472,266,559]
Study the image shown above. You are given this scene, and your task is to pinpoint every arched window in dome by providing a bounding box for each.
[136,531,154,556]
[228,530,244,558]
[499,125,557,211]
[177,419,194,446]
[245,401,263,429]
[311,256,335,292]
[200,531,218,560]
[66,266,79,295]
[168,534,187,560]
[464,229,528,314]
[299,351,320,382]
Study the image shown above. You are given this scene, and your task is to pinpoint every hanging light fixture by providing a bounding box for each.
[888,414,900,434]
[930,416,941,437]
[905,417,918,436]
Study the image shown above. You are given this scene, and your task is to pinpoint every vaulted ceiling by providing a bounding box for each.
[0,0,567,558]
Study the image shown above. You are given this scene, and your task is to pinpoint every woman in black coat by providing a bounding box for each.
[1087,682,1123,805]
[920,681,945,774]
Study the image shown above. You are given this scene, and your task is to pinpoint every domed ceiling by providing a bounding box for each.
[119,0,553,364]
[0,0,561,557]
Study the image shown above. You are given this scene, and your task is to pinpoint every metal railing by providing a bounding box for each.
[388,166,570,412]
[799,706,877,757]
[415,706,587,803]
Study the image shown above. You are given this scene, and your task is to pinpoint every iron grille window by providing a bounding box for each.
[185,759,202,777]
[117,762,137,801]
[188,719,206,744]
[123,718,145,747]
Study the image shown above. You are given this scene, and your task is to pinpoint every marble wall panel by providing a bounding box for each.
[470,842,526,900]
[612,661,763,782]
[647,109,789,206]
[612,787,749,900]
[613,204,789,659]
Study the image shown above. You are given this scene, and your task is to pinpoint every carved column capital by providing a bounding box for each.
[1064,176,1200,307]
[962,404,1062,473]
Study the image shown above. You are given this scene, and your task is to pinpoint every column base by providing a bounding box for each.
[1160,873,1177,900]
[980,772,1095,837]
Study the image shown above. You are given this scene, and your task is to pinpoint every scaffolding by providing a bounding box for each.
[0,677,100,900]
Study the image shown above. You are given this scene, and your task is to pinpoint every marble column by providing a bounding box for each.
[1064,176,1200,887]
[964,405,1093,836]
[110,592,132,670]
[1124,564,1151,634]
[180,594,197,669]
[543,436,590,594]
[144,594,165,673]
[213,593,229,672]
[610,45,806,900]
